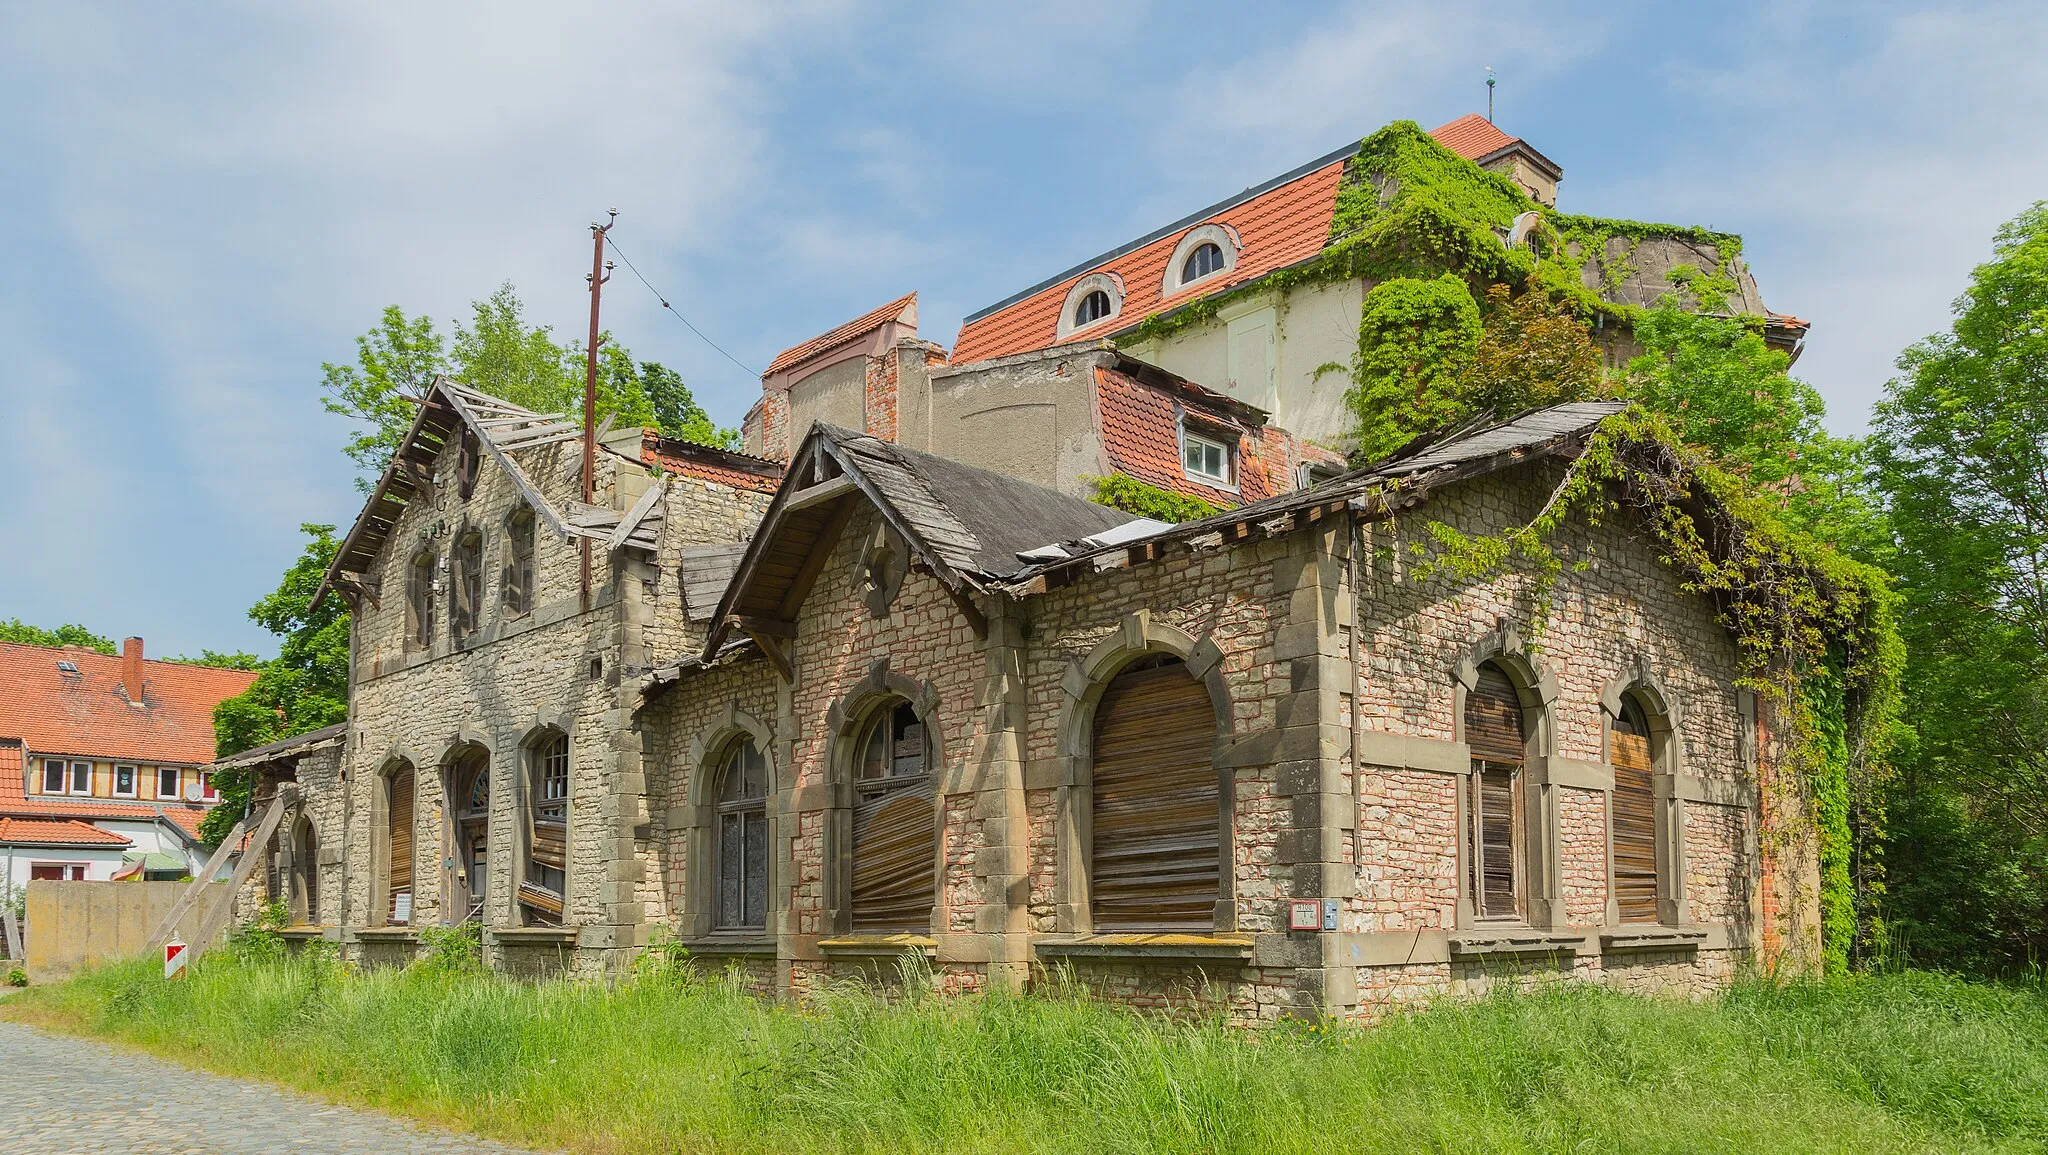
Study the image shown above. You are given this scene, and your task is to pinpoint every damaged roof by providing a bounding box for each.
[211,722,347,772]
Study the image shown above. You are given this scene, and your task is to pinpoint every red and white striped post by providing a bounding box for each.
[164,939,187,980]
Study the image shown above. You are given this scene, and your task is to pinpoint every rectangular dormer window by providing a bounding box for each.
[158,766,180,799]
[69,760,92,795]
[1180,425,1235,489]
[114,765,138,798]
[41,758,66,794]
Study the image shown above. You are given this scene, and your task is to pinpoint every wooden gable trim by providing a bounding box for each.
[434,384,577,542]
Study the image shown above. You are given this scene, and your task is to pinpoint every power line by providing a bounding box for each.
[603,233,760,379]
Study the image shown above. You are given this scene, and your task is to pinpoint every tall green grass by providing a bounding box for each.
[6,952,2045,1154]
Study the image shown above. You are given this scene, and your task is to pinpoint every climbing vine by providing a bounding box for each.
[1407,408,1902,972]
[1086,473,1223,523]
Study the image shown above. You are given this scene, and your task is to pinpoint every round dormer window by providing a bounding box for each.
[1055,271,1124,340]
[1163,223,1240,295]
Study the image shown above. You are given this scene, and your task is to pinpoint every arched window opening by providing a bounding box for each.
[457,425,482,499]
[407,552,437,649]
[452,748,491,923]
[716,740,769,930]
[1611,695,1660,924]
[288,814,319,926]
[1464,664,1525,921]
[521,733,569,926]
[1074,289,1113,328]
[503,508,537,618]
[450,531,484,640]
[1090,654,1220,931]
[1182,242,1226,284]
[385,763,416,925]
[850,701,934,933]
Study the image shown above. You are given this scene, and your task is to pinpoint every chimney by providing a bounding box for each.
[122,637,144,706]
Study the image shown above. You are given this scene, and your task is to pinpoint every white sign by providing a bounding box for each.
[392,892,413,924]
[164,940,187,979]
[1289,900,1321,931]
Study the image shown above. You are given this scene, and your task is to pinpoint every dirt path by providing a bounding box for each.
[0,1021,540,1154]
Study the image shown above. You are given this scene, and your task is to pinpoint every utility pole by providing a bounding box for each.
[581,210,617,614]
[1486,66,1496,122]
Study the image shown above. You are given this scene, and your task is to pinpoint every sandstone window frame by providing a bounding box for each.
[1599,666,1689,928]
[1054,271,1124,341]
[1162,223,1240,296]
[1449,623,1564,931]
[369,756,418,928]
[682,704,780,940]
[502,506,537,619]
[1052,611,1235,935]
[449,527,485,642]
[407,550,438,651]
[287,811,320,927]
[518,727,572,928]
[822,664,945,938]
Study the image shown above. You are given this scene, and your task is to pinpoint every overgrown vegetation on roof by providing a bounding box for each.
[1087,473,1225,523]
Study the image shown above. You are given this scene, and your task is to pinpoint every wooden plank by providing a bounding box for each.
[1611,730,1659,923]
[782,475,857,514]
[437,386,576,541]
[850,786,935,933]
[727,614,796,638]
[775,496,861,620]
[744,628,793,682]
[184,793,293,962]
[1090,660,1219,932]
[146,818,249,952]
[607,477,667,552]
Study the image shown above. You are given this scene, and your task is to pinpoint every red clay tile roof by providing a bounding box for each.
[641,432,784,494]
[953,163,1346,365]
[0,641,256,765]
[0,744,212,838]
[765,293,917,376]
[0,815,132,848]
[1095,367,1292,508]
[1429,113,1519,161]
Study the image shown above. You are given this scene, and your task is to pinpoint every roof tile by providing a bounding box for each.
[765,293,918,376]
[0,642,256,765]
[0,816,132,848]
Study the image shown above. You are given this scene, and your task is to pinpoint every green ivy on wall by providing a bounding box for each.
[1086,473,1224,523]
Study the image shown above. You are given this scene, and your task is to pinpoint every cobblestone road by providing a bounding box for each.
[0,1021,539,1154]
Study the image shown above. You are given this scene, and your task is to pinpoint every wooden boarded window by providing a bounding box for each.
[850,701,934,933]
[407,551,437,648]
[1464,664,1525,921]
[503,508,536,617]
[450,531,484,640]
[522,733,569,926]
[386,763,415,925]
[1611,696,1661,924]
[1090,656,1221,932]
[716,740,770,930]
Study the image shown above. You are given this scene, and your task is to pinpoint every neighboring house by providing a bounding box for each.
[0,638,255,889]
[945,114,1810,445]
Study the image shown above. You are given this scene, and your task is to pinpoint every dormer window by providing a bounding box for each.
[1183,242,1225,282]
[1055,272,1124,340]
[1075,290,1112,327]
[1180,425,1235,489]
[1163,223,1240,295]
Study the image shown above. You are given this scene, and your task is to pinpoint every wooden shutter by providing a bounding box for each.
[387,766,414,922]
[1611,730,1659,923]
[1090,661,1220,932]
[850,790,935,932]
[1465,666,1524,920]
[531,820,568,872]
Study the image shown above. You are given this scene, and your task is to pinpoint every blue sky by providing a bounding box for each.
[2,1,2042,658]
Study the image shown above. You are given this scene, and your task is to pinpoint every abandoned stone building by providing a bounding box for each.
[227,114,1826,1020]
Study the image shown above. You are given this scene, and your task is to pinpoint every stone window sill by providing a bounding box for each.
[1600,927,1707,952]
[1449,928,1589,957]
[818,934,937,958]
[488,926,580,945]
[279,927,331,940]
[353,926,421,942]
[680,936,776,958]
[1035,933,1254,962]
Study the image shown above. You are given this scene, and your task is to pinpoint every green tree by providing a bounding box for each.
[642,360,739,449]
[450,283,583,415]
[320,305,447,491]
[201,525,352,845]
[169,650,267,670]
[0,620,115,653]
[1342,274,1485,461]
[1465,279,1609,417]
[1870,202,2048,973]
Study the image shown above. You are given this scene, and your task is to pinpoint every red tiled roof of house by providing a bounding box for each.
[0,815,132,848]
[765,293,918,376]
[1429,113,1519,161]
[1095,366,1281,508]
[641,432,784,494]
[0,641,256,765]
[0,744,212,837]
[952,162,1346,365]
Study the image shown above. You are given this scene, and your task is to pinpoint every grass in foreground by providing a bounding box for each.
[5,950,2045,1154]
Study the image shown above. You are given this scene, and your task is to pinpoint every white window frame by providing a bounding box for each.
[69,760,92,796]
[157,766,180,799]
[40,758,66,795]
[113,764,138,798]
[1162,223,1241,296]
[30,862,88,882]
[1054,271,1125,341]
[1179,423,1237,491]
[198,771,219,803]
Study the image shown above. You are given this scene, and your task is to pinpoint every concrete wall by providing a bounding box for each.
[919,348,1109,500]
[24,879,223,981]
[788,357,868,440]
